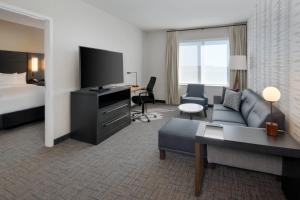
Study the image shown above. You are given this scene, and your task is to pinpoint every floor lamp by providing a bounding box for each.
[229,55,247,91]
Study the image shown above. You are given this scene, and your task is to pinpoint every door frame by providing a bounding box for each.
[0,2,55,147]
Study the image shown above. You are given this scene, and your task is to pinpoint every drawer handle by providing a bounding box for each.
[103,104,128,114]
[103,114,129,127]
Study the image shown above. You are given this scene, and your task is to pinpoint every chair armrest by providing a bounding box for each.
[203,95,208,106]
[138,91,148,103]
[181,94,187,98]
[138,91,148,97]
[180,94,187,103]
[180,94,187,99]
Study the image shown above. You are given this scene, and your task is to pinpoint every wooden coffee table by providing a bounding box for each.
[178,103,203,119]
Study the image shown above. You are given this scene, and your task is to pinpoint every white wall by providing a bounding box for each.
[0,19,44,53]
[143,28,229,103]
[0,0,144,139]
[143,31,166,100]
[248,0,300,142]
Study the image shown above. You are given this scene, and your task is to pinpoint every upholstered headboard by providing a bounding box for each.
[0,50,44,81]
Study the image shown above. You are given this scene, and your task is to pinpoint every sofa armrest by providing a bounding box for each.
[213,96,222,104]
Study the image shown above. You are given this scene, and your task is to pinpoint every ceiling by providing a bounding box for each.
[83,0,257,31]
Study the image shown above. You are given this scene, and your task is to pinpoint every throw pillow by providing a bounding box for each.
[16,72,27,85]
[223,89,242,111]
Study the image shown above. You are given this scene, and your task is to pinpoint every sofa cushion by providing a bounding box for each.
[213,120,247,127]
[212,110,246,124]
[223,89,242,111]
[240,89,259,120]
[213,104,234,112]
[158,118,199,154]
[246,100,270,128]
[221,87,227,104]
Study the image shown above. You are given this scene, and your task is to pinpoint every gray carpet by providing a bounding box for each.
[0,104,285,200]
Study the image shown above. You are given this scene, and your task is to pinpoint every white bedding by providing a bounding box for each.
[0,84,45,115]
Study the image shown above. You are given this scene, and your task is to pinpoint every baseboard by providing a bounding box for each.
[54,133,70,145]
[155,100,166,103]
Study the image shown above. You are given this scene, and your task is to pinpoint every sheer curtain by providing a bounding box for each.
[229,25,247,90]
[165,31,180,104]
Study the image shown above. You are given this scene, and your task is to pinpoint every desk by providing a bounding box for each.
[195,124,300,199]
[130,85,145,93]
[129,85,145,106]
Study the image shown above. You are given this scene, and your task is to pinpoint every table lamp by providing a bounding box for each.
[31,57,39,81]
[262,87,281,136]
[127,71,138,87]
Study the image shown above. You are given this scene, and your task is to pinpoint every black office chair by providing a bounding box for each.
[131,76,157,122]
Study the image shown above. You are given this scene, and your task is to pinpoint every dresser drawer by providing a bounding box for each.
[98,113,131,141]
[98,100,130,123]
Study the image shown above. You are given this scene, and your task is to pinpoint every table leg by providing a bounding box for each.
[190,113,193,120]
[195,142,204,196]
[282,157,300,199]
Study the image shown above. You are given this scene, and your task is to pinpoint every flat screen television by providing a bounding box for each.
[79,46,124,90]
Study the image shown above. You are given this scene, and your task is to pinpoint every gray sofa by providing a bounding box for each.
[212,89,285,130]
[208,88,285,175]
[158,88,286,175]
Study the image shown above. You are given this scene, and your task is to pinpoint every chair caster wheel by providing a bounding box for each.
[147,120,150,122]
[132,119,135,122]
[154,115,157,118]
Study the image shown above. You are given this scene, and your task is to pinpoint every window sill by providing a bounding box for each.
[179,83,228,87]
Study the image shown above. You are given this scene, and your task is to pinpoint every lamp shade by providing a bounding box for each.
[262,87,281,102]
[31,57,39,72]
[229,55,247,70]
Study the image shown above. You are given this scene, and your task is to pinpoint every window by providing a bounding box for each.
[179,39,229,86]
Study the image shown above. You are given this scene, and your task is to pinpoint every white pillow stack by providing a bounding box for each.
[0,72,27,87]
[15,72,27,85]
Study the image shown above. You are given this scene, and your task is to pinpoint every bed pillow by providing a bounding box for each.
[223,89,242,111]
[16,72,27,85]
[0,73,17,87]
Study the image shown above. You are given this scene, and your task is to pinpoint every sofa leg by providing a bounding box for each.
[204,109,207,118]
[160,150,166,160]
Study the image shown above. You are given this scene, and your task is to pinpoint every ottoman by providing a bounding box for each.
[158,118,200,159]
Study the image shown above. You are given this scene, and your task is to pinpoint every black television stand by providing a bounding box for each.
[89,86,110,93]
[71,86,131,145]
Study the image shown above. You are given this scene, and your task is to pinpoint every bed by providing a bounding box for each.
[0,50,45,129]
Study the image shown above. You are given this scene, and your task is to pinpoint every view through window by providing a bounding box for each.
[179,39,229,86]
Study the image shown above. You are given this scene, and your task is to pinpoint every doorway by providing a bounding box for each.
[0,2,54,147]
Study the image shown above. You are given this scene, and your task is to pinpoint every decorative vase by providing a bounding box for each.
[266,122,278,137]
